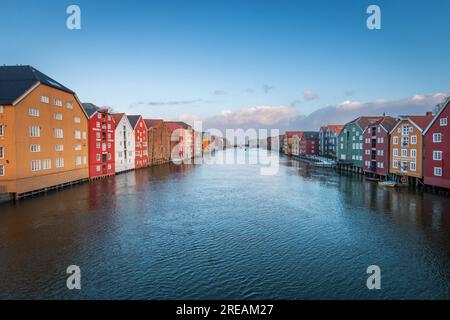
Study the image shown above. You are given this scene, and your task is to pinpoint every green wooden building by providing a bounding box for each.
[337,116,384,172]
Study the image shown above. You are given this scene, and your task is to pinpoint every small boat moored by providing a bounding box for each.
[378,181,397,188]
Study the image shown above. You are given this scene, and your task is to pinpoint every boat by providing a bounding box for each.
[378,181,397,188]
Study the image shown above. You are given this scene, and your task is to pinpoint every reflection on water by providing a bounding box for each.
[0,149,449,299]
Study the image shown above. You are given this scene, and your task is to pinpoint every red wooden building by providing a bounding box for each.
[299,132,320,157]
[127,115,149,169]
[362,116,397,179]
[81,103,115,178]
[424,98,450,189]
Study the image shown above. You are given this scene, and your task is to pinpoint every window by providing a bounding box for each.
[54,112,63,120]
[401,149,407,157]
[402,136,409,147]
[393,136,399,145]
[434,167,442,177]
[42,159,51,170]
[402,124,409,135]
[30,144,41,152]
[54,99,63,107]
[75,156,82,166]
[433,133,442,143]
[97,113,101,119]
[410,162,416,172]
[96,132,100,139]
[393,160,399,168]
[365,149,370,155]
[82,132,87,140]
[74,144,82,151]
[96,165,101,172]
[96,122,100,128]
[0,145,3,158]
[56,158,64,168]
[440,118,448,126]
[410,149,416,158]
[55,144,64,152]
[67,102,73,109]
[28,108,40,117]
[433,151,442,161]
[0,105,3,113]
[0,164,4,176]
[74,117,81,124]
[411,135,417,145]
[31,160,41,171]
[96,154,100,161]
[29,126,40,137]
[55,128,63,138]
[0,124,3,137]
[379,162,384,169]
[74,131,81,139]
[40,96,49,104]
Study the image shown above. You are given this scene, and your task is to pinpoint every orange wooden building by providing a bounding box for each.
[389,113,434,184]
[0,66,89,198]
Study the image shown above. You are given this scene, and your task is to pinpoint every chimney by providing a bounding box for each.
[426,112,433,117]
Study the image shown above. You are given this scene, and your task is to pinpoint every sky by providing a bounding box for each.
[1,0,449,131]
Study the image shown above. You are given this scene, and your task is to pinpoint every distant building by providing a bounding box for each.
[423,98,450,189]
[144,119,171,165]
[362,116,397,179]
[319,125,343,159]
[166,121,193,161]
[193,130,203,158]
[127,115,149,169]
[81,103,115,178]
[389,113,434,185]
[284,131,303,156]
[0,66,89,197]
[337,116,384,172]
[112,113,135,173]
[291,132,304,157]
[300,131,319,157]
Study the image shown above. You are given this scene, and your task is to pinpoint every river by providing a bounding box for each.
[0,148,449,299]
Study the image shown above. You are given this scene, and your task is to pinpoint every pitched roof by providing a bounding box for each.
[408,115,434,131]
[390,113,435,134]
[285,131,303,138]
[424,97,450,134]
[144,119,163,129]
[111,113,126,124]
[165,122,184,132]
[302,131,320,140]
[363,116,398,133]
[127,115,142,129]
[165,121,192,130]
[321,125,344,135]
[351,116,385,130]
[0,65,74,105]
[81,103,100,117]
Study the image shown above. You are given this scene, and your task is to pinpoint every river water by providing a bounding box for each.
[0,149,449,299]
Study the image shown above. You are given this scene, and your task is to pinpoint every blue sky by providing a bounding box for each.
[1,0,449,126]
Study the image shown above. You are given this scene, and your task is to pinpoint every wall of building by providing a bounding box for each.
[114,115,135,173]
[390,120,423,179]
[0,84,89,194]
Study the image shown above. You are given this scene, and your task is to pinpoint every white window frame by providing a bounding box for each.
[393,136,399,145]
[30,144,41,153]
[410,149,417,158]
[393,160,399,169]
[410,162,416,172]
[42,159,51,170]
[56,157,64,168]
[440,118,448,126]
[54,112,63,121]
[74,117,81,124]
[433,151,442,161]
[29,126,40,137]
[28,107,40,117]
[31,160,41,172]
[410,135,417,145]
[67,102,73,109]
[55,128,64,139]
[40,96,49,104]
[434,167,442,177]
[433,133,442,143]
[0,145,3,159]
